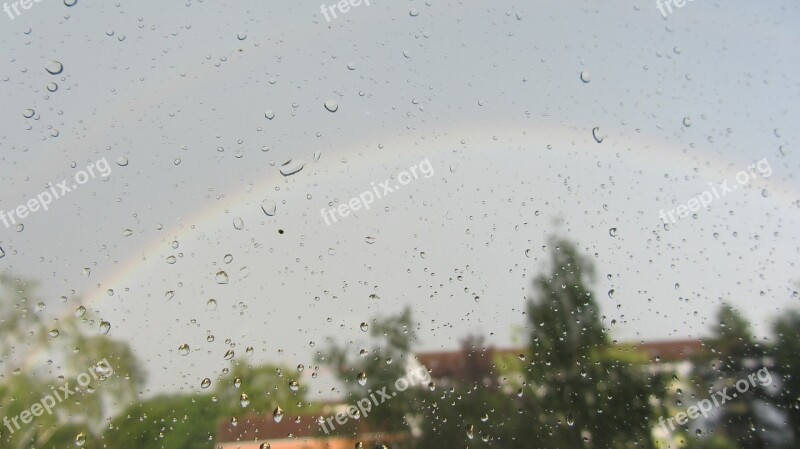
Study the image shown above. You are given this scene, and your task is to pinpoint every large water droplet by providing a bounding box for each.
[240,393,250,407]
[201,378,212,389]
[64,0,77,6]
[288,380,299,391]
[324,100,338,112]
[580,71,591,83]
[265,110,275,120]
[233,217,244,230]
[466,424,475,439]
[23,109,35,118]
[357,371,367,386]
[178,344,190,356]
[99,321,111,334]
[45,61,63,75]
[592,127,604,143]
[74,432,86,447]
[273,406,284,422]
[261,199,277,216]
[279,159,306,176]
[216,271,229,284]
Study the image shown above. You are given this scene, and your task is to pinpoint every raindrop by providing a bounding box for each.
[237,32,247,41]
[233,217,244,230]
[216,271,229,284]
[166,255,177,264]
[324,100,339,112]
[49,329,60,338]
[466,424,475,439]
[360,322,369,332]
[592,127,604,143]
[201,378,212,389]
[223,254,233,264]
[233,378,242,388]
[99,321,111,334]
[608,289,615,299]
[683,117,692,127]
[206,299,218,310]
[116,156,129,166]
[409,8,419,16]
[122,229,133,237]
[47,82,58,92]
[608,227,617,237]
[240,393,250,407]
[260,444,271,449]
[279,159,306,176]
[75,306,86,317]
[580,71,591,83]
[224,349,235,360]
[178,344,190,356]
[45,61,63,75]
[23,109,35,118]
[566,413,575,426]
[75,432,86,447]
[261,199,277,216]
[0,246,4,259]
[265,110,275,120]
[289,380,299,391]
[273,407,284,422]
[64,0,77,6]
[357,371,367,386]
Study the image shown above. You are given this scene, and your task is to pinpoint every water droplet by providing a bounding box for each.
[428,382,436,391]
[206,299,218,310]
[580,71,591,83]
[122,229,133,237]
[357,371,368,386]
[99,321,111,334]
[48,329,60,338]
[224,349,235,360]
[683,117,692,127]
[0,246,5,259]
[237,32,247,41]
[215,271,229,284]
[23,109,35,118]
[178,344,190,356]
[265,110,275,120]
[360,322,369,332]
[324,100,338,112]
[409,8,419,16]
[466,424,475,439]
[64,0,77,6]
[233,217,244,230]
[45,61,63,75]
[261,199,277,216]
[240,393,250,407]
[273,406,284,422]
[566,413,575,426]
[609,227,617,237]
[201,378,212,389]
[288,380,299,391]
[223,254,233,264]
[260,443,271,449]
[75,432,86,447]
[279,159,306,176]
[369,294,380,301]
[47,82,58,92]
[233,378,242,388]
[75,306,86,317]
[166,255,177,264]
[592,127,604,143]
[116,156,128,166]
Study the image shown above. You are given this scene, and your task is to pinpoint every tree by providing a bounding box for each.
[769,309,800,446]
[521,236,663,449]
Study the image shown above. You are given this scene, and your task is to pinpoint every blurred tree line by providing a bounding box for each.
[0,236,798,449]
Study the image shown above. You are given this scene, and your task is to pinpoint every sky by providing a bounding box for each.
[0,0,799,396]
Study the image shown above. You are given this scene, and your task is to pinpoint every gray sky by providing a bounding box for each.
[0,0,799,396]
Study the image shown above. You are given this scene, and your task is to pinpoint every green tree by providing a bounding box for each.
[103,394,218,449]
[317,306,422,436]
[521,236,663,449]
[769,309,800,445]
[0,273,143,449]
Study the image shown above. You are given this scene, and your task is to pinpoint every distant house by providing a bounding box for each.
[216,412,408,449]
